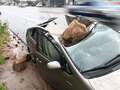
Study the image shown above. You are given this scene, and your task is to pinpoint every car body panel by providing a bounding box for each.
[90,68,120,90]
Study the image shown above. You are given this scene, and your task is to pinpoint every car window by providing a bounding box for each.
[33,32,61,61]
[32,32,45,56]
[41,36,72,74]
[31,30,38,41]
[30,30,73,74]
[29,30,38,50]
[37,34,44,53]
[43,37,61,61]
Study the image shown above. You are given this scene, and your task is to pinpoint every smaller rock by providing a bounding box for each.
[12,60,27,72]
[19,78,24,83]
[5,57,10,60]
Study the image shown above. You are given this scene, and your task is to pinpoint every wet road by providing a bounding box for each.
[1,6,120,42]
[0,6,65,42]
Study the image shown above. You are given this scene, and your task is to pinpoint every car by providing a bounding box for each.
[26,15,120,90]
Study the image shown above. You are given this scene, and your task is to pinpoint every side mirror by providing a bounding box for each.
[47,61,61,69]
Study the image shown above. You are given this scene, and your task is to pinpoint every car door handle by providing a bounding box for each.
[66,80,72,86]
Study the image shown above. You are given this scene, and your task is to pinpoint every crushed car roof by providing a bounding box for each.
[45,16,68,36]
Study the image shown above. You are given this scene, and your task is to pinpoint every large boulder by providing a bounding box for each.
[60,19,89,46]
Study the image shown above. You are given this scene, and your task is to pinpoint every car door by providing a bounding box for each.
[26,28,48,76]
[27,28,92,90]
[33,33,73,90]
[34,31,91,90]
[46,40,92,90]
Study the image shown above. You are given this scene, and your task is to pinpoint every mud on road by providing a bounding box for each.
[0,31,53,90]
[0,61,53,90]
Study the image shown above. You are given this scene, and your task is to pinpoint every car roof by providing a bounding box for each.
[37,15,96,44]
[45,16,68,37]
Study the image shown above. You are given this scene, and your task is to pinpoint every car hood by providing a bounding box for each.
[89,68,120,90]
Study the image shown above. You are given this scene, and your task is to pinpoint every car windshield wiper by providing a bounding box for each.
[82,55,120,73]
[104,54,120,65]
[82,64,109,73]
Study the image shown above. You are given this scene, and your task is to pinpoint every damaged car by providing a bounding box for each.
[26,15,120,90]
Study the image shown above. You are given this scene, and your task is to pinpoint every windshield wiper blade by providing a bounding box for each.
[82,65,108,73]
[82,55,120,73]
[104,55,120,65]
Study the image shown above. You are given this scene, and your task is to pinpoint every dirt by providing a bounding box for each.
[0,61,52,90]
[0,31,53,90]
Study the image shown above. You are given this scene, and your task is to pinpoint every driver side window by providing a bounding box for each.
[43,37,61,61]
[41,36,72,74]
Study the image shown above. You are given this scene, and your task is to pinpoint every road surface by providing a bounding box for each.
[0,6,66,42]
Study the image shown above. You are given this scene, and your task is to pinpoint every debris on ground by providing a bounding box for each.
[0,30,53,90]
[2,31,28,72]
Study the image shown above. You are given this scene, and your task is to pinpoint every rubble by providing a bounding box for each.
[3,30,28,72]
[0,30,52,90]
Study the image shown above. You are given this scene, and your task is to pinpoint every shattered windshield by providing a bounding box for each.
[65,24,120,72]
